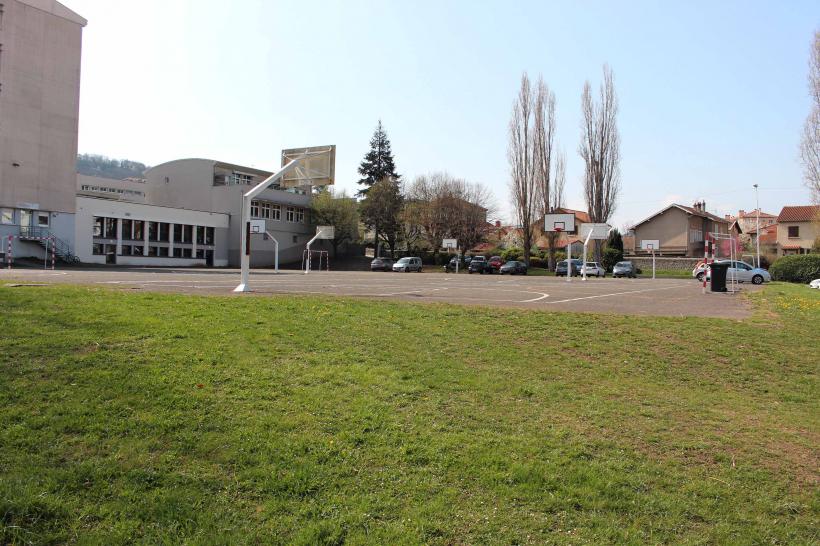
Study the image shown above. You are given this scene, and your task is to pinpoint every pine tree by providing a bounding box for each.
[357,120,399,197]
[606,228,624,253]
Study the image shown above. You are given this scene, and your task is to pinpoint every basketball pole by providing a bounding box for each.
[234,160,301,293]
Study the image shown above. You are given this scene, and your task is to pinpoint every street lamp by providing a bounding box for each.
[753,184,760,268]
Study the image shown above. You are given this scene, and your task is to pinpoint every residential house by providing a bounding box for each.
[775,205,819,256]
[630,201,729,257]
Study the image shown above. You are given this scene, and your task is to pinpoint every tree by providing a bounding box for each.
[360,177,403,256]
[357,120,400,197]
[801,30,820,204]
[311,187,360,256]
[508,73,538,266]
[580,65,621,261]
[606,228,624,253]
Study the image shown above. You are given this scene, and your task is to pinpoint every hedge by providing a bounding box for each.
[769,254,820,283]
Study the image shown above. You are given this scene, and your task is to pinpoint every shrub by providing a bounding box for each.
[769,254,820,283]
[602,247,623,272]
[502,247,523,262]
[529,256,546,268]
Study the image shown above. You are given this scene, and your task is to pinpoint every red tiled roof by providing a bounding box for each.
[555,207,592,224]
[737,209,777,218]
[779,244,803,250]
[777,205,820,223]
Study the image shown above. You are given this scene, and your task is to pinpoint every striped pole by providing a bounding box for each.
[7,235,11,269]
[50,236,56,270]
[702,237,711,293]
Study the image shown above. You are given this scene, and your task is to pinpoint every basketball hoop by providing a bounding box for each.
[554,227,563,233]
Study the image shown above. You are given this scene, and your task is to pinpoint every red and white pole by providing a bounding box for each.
[51,236,56,270]
[7,235,12,269]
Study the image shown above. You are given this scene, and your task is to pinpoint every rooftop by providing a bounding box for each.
[777,205,820,223]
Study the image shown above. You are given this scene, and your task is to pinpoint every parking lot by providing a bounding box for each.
[0,266,761,318]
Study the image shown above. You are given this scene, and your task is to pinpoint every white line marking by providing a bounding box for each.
[543,284,683,304]
[520,292,549,303]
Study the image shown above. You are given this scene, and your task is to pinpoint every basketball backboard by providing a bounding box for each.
[579,223,611,240]
[315,225,335,240]
[249,219,266,234]
[442,238,457,250]
[281,145,336,188]
[544,213,575,233]
[641,240,659,251]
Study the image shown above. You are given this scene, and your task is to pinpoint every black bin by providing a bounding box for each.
[710,262,729,292]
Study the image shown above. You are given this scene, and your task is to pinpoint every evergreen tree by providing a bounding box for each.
[357,120,399,197]
[606,228,624,253]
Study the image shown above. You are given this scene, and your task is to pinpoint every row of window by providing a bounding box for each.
[93,243,212,259]
[93,217,215,245]
[1,208,50,227]
[80,185,145,197]
[250,200,305,223]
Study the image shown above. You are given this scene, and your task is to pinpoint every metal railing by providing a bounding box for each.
[19,226,79,263]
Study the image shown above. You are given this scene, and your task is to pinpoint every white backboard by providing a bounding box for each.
[579,223,611,240]
[641,239,660,251]
[315,225,335,240]
[442,238,457,250]
[281,145,336,188]
[249,219,266,234]
[544,213,575,233]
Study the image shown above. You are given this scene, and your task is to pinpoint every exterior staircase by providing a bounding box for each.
[18,227,80,264]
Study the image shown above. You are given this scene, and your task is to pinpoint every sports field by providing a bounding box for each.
[0,267,756,318]
[0,281,817,544]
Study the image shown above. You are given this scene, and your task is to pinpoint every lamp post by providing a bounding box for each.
[753,184,760,268]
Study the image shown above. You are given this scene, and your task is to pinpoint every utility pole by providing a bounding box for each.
[753,184,760,268]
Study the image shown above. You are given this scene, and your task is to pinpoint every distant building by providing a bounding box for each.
[630,201,729,257]
[0,0,86,259]
[775,205,820,256]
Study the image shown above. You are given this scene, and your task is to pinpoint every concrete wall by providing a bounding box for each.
[629,256,701,271]
[776,221,819,255]
[75,196,230,266]
[634,207,688,252]
[0,0,85,215]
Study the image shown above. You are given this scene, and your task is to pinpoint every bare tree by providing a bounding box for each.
[508,73,537,265]
[801,30,820,204]
[579,65,621,260]
[543,150,566,269]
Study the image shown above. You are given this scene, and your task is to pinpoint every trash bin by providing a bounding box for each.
[710,262,729,292]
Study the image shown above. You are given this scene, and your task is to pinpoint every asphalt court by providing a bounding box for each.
[0,267,758,318]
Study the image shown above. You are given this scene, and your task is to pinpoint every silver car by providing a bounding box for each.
[706,260,771,285]
[392,257,423,272]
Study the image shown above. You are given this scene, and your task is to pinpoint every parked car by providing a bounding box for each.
[443,256,465,273]
[488,256,503,273]
[692,261,709,281]
[612,261,637,278]
[810,279,820,289]
[370,257,395,271]
[468,256,492,274]
[555,259,582,277]
[463,255,474,266]
[392,257,423,272]
[500,260,528,275]
[581,261,606,277]
[704,260,771,285]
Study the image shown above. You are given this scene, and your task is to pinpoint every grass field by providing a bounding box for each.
[1,283,818,544]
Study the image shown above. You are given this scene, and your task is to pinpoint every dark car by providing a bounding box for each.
[488,256,503,273]
[500,260,528,275]
[370,257,395,271]
[468,256,492,274]
[612,260,637,278]
[443,256,463,273]
[555,259,582,277]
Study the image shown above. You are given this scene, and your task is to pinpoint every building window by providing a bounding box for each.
[173,247,183,258]
[196,249,205,259]
[788,226,799,238]
[183,248,193,258]
[251,200,260,218]
[286,206,296,222]
[292,235,298,243]
[183,224,193,243]
[133,245,143,255]
[205,227,214,245]
[120,245,132,256]
[296,208,305,223]
[159,223,170,242]
[104,218,117,238]
[231,173,253,185]
[122,219,133,240]
[158,247,169,257]
[148,222,158,241]
[689,229,702,243]
[148,246,158,256]
[196,226,204,245]
[93,217,103,237]
[271,204,281,220]
[36,213,50,227]
[173,224,183,243]
[260,202,271,219]
[92,243,104,255]
[1,208,13,224]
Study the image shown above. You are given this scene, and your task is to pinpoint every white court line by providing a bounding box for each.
[520,292,549,303]
[543,284,684,304]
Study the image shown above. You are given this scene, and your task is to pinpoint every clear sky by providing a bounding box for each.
[66,0,817,228]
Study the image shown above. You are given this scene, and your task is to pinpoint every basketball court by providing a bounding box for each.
[0,267,757,318]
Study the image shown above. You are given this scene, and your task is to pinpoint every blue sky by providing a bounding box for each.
[67,0,817,228]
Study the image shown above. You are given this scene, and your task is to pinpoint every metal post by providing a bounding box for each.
[753,183,760,268]
[233,195,252,292]
[265,231,279,273]
[44,238,49,269]
[652,249,656,279]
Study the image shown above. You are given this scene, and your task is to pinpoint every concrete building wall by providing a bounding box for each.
[0,0,85,217]
[75,196,230,266]
[776,221,819,255]
[77,174,147,203]
[634,207,688,252]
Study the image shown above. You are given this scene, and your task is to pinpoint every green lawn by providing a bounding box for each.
[1,284,818,544]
